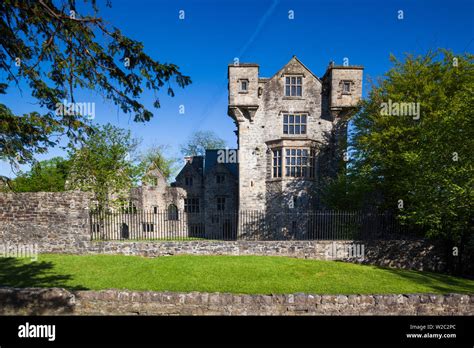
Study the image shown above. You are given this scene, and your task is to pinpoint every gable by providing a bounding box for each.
[267,56,322,86]
[206,162,238,181]
[175,162,203,182]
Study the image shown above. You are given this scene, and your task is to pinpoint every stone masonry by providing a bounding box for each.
[0,287,471,316]
[126,57,363,219]
[0,192,92,249]
[228,57,363,211]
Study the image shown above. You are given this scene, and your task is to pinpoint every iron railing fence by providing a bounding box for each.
[90,209,416,241]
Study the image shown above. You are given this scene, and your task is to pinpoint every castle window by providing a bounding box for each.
[272,149,282,178]
[185,176,193,186]
[153,206,158,214]
[216,174,225,184]
[184,198,200,213]
[285,148,315,178]
[342,81,351,94]
[142,223,154,232]
[283,114,307,135]
[285,76,302,97]
[148,177,158,186]
[217,197,226,211]
[240,79,248,92]
[167,204,179,220]
[121,201,137,214]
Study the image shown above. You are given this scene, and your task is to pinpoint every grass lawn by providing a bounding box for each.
[1,254,473,294]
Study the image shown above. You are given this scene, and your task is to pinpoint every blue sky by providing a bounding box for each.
[1,0,473,177]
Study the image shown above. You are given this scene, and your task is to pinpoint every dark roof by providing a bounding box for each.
[204,149,238,177]
[190,156,204,174]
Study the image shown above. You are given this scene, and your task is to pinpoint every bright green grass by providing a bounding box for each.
[1,254,473,294]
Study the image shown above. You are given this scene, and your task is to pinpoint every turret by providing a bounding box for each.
[320,62,364,179]
[227,63,260,123]
[322,62,363,120]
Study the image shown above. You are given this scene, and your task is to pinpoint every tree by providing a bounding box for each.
[340,49,473,274]
[180,130,226,157]
[67,123,140,209]
[2,156,70,192]
[0,0,191,167]
[319,171,371,211]
[0,104,62,167]
[139,145,179,182]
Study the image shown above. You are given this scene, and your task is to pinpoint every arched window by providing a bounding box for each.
[168,204,179,220]
[121,223,130,239]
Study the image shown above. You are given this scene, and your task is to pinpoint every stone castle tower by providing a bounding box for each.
[227,56,363,211]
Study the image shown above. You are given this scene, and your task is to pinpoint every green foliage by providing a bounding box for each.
[67,123,141,209]
[2,157,70,192]
[320,172,371,210]
[0,104,62,165]
[0,0,191,166]
[180,130,226,157]
[4,254,474,294]
[332,49,473,271]
[139,145,179,181]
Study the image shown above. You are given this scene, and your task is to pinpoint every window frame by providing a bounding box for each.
[342,81,351,94]
[284,75,303,97]
[184,197,200,213]
[216,196,226,211]
[272,149,282,178]
[142,222,154,232]
[284,147,315,178]
[239,79,249,92]
[216,174,225,184]
[167,204,179,220]
[184,176,193,186]
[269,146,316,180]
[283,113,307,135]
[121,201,137,214]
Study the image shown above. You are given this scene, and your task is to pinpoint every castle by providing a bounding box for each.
[130,56,363,216]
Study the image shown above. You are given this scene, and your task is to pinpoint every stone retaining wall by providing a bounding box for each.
[9,239,445,272]
[0,287,471,316]
[83,240,446,272]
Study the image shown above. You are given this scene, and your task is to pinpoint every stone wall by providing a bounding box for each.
[0,192,92,250]
[82,240,446,272]
[0,287,470,315]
